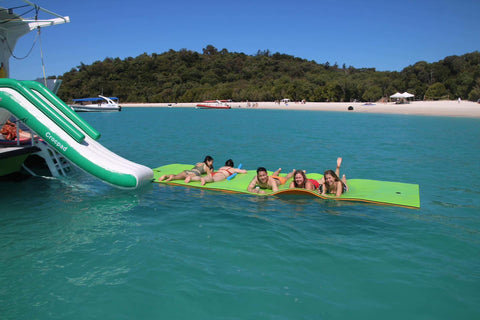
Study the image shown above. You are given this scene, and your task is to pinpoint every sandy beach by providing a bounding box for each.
[122,100,480,118]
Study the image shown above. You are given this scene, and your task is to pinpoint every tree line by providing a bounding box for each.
[57,45,480,103]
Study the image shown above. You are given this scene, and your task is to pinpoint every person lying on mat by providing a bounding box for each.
[289,170,319,190]
[288,158,344,191]
[320,169,348,197]
[185,159,247,185]
[247,167,295,194]
[316,157,347,188]
[158,155,214,182]
[317,157,348,196]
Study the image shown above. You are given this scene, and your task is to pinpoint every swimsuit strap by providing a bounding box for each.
[194,163,207,174]
[217,169,232,177]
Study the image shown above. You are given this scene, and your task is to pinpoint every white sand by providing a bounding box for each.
[122,100,480,118]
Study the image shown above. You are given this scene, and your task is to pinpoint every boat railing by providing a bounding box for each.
[0,117,36,147]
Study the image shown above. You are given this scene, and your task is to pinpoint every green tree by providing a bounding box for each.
[362,86,382,102]
[57,49,480,103]
[425,83,448,100]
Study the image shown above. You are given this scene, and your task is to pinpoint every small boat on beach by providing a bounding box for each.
[196,100,231,109]
[70,96,121,112]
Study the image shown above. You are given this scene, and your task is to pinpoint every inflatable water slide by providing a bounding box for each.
[0,79,153,188]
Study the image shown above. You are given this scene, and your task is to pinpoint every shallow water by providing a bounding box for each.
[1,108,479,319]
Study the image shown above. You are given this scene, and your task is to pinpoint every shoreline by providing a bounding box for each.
[122,100,480,118]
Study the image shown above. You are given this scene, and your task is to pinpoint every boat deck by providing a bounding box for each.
[0,145,40,159]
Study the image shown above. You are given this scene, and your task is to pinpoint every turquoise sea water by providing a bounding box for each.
[1,108,479,319]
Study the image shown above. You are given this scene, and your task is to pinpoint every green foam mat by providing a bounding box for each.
[153,164,420,209]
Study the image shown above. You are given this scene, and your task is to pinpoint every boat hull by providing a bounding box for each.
[0,146,39,176]
[70,104,121,112]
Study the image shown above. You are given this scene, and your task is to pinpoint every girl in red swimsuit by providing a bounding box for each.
[289,170,318,190]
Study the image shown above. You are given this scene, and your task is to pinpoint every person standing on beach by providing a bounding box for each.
[247,167,295,193]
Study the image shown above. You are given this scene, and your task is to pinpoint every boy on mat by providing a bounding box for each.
[247,167,294,194]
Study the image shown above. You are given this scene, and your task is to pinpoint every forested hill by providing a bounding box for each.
[57,46,480,103]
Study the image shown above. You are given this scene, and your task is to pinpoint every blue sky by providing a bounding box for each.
[7,0,480,80]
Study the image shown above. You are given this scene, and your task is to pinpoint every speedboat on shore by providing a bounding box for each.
[196,100,232,109]
[70,96,121,112]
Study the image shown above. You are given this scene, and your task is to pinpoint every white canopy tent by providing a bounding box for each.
[390,92,403,99]
[390,92,415,99]
[390,91,414,104]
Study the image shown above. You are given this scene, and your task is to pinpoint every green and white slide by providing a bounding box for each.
[0,79,153,188]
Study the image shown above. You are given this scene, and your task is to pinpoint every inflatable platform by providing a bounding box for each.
[153,164,420,209]
[0,79,153,188]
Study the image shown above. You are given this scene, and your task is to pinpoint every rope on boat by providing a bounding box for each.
[5,5,39,60]
[38,27,47,86]
[5,28,39,60]
[5,4,49,85]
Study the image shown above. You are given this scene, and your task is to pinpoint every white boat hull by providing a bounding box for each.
[70,104,121,112]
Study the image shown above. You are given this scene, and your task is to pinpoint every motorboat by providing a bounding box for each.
[70,96,121,112]
[196,100,232,109]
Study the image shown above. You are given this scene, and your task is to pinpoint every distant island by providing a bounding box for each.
[57,46,480,104]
